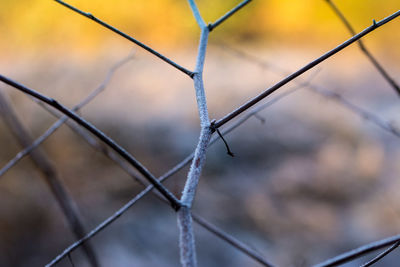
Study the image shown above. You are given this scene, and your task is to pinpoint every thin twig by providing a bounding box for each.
[360,241,400,267]
[213,9,400,129]
[0,90,101,267]
[0,74,181,211]
[208,0,252,31]
[218,44,400,138]
[54,0,194,78]
[180,28,211,207]
[313,233,400,267]
[187,0,206,28]
[307,85,400,137]
[0,54,134,178]
[214,127,234,157]
[192,214,275,267]
[67,253,76,267]
[325,0,400,96]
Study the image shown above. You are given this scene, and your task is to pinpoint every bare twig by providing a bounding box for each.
[180,28,211,207]
[313,233,400,267]
[208,0,253,31]
[308,85,400,137]
[54,0,194,78]
[218,45,400,138]
[0,54,134,178]
[67,253,76,267]
[214,127,234,157]
[325,0,400,96]
[0,74,181,210]
[192,214,275,267]
[213,9,400,129]
[0,90,100,267]
[360,241,400,267]
[45,180,155,267]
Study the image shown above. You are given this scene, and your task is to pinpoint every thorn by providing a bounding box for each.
[215,128,234,157]
[207,23,214,32]
[372,19,377,26]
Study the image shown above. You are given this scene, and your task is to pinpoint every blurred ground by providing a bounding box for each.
[1,1,400,267]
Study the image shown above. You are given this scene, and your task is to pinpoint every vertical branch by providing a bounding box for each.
[177,207,197,267]
[178,6,212,264]
[187,0,206,28]
[0,90,100,267]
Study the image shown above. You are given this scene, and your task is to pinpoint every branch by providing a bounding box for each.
[0,54,134,178]
[0,90,100,267]
[192,214,275,267]
[208,0,252,31]
[178,21,212,266]
[45,181,155,267]
[325,0,400,96]
[0,74,181,211]
[307,85,400,138]
[218,44,400,138]
[213,9,400,129]
[313,233,400,267]
[54,0,194,78]
[360,241,400,267]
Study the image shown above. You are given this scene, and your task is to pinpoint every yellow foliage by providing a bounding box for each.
[0,0,399,56]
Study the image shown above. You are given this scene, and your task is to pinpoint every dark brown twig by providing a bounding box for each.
[208,0,253,31]
[360,241,400,267]
[0,53,134,178]
[0,74,181,211]
[192,214,275,267]
[212,124,234,157]
[325,0,400,96]
[218,44,400,138]
[213,9,400,129]
[54,0,194,78]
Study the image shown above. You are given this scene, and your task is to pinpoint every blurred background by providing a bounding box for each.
[0,0,400,266]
